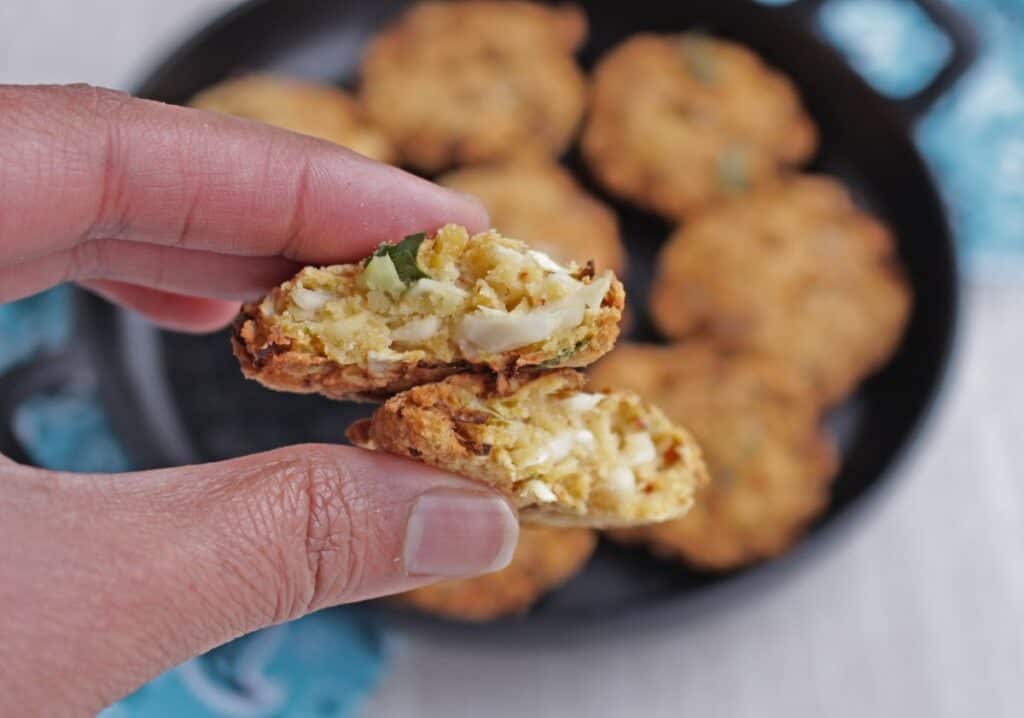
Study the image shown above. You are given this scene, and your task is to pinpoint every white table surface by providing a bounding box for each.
[3,3,1022,717]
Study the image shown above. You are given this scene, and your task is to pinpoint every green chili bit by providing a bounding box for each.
[680,31,717,85]
[365,232,430,284]
[540,338,591,368]
[717,148,750,194]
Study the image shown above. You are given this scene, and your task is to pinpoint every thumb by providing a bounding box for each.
[0,446,518,713]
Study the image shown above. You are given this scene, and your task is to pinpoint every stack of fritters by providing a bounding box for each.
[232,225,708,617]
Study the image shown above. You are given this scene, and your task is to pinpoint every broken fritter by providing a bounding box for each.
[359,1,588,172]
[233,225,624,401]
[439,159,626,274]
[396,526,596,621]
[591,342,838,570]
[189,74,394,162]
[649,175,912,405]
[582,33,817,219]
[347,369,708,527]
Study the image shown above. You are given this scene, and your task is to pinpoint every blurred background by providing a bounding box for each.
[1,1,1022,717]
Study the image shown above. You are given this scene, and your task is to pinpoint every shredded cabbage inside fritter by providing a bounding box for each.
[259,225,613,370]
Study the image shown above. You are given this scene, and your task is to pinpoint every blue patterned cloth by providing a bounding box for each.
[815,0,1024,273]
[98,616,388,718]
[2,1,1023,715]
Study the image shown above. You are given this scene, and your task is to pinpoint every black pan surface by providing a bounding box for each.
[28,0,970,635]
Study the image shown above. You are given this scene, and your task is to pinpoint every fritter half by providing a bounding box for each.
[233,225,624,401]
[347,370,707,527]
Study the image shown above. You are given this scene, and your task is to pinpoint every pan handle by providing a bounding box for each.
[895,0,979,120]
[0,351,92,466]
[785,0,979,122]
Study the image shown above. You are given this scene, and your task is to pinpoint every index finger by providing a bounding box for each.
[0,84,488,267]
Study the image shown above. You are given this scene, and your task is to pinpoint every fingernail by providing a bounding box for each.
[403,489,518,578]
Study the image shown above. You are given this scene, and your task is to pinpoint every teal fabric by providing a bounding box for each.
[98,615,389,718]
[816,0,1024,272]
[819,0,953,98]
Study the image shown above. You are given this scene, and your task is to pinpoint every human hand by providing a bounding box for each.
[0,84,518,716]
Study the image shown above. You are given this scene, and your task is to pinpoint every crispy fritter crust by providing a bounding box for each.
[396,526,596,620]
[232,265,625,403]
[360,1,587,172]
[440,159,626,274]
[231,301,471,402]
[591,342,838,570]
[189,74,395,162]
[650,175,912,406]
[582,33,817,219]
[347,370,707,527]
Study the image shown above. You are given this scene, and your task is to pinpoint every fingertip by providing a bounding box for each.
[446,189,491,235]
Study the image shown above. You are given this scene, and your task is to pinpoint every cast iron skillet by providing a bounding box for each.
[0,0,974,636]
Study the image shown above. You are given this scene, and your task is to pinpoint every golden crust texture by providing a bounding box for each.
[396,526,596,620]
[232,225,625,402]
[231,301,468,402]
[347,370,708,527]
[650,175,912,406]
[440,159,626,274]
[189,74,395,162]
[582,33,818,219]
[591,342,838,570]
[360,1,588,172]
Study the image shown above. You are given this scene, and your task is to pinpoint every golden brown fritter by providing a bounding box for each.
[347,370,708,527]
[582,33,817,219]
[189,74,395,162]
[360,1,588,172]
[233,225,624,401]
[396,526,596,621]
[591,342,837,570]
[440,159,626,274]
[649,176,912,405]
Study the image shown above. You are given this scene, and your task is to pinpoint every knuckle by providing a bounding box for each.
[82,88,136,242]
[275,448,368,617]
[66,238,107,281]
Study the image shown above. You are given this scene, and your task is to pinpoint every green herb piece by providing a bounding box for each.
[717,147,749,194]
[680,31,717,85]
[359,253,406,297]
[715,466,739,488]
[540,338,591,368]
[366,232,429,284]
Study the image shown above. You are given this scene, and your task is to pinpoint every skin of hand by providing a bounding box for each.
[0,84,519,716]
